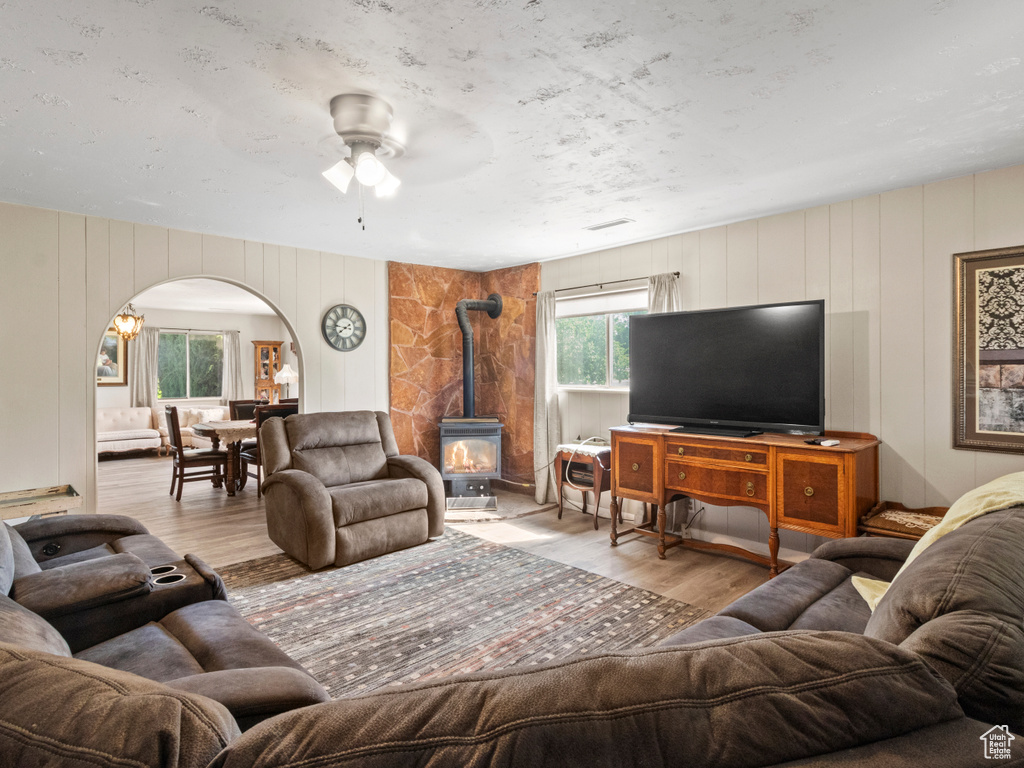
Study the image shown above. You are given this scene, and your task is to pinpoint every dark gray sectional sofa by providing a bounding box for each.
[1,504,1022,767]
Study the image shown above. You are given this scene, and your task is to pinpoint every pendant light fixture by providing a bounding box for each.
[112,303,145,341]
[322,93,403,199]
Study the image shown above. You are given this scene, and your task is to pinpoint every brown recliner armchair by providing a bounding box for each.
[260,411,445,569]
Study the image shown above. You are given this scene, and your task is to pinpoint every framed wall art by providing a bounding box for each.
[954,244,1024,453]
[97,329,127,387]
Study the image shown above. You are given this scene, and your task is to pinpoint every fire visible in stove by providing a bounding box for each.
[444,439,498,475]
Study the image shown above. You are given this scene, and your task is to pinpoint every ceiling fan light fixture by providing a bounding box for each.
[354,149,387,187]
[322,158,355,194]
[324,94,405,203]
[374,169,402,198]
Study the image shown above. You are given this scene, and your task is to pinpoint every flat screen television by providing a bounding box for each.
[628,299,825,437]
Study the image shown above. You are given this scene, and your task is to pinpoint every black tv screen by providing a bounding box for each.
[628,300,825,435]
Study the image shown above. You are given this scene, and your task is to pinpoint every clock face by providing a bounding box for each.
[321,304,366,351]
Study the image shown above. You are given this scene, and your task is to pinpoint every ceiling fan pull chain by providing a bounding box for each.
[358,182,366,231]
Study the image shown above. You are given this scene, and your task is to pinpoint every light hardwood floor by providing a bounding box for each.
[98,454,768,613]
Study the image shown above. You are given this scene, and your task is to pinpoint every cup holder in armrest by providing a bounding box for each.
[150,565,178,575]
[153,573,187,586]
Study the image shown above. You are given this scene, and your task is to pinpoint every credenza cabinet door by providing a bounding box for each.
[611,435,661,504]
[775,452,847,536]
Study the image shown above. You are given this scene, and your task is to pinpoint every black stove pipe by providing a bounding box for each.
[455,293,503,418]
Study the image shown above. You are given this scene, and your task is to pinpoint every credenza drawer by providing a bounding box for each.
[665,439,767,467]
[665,461,768,503]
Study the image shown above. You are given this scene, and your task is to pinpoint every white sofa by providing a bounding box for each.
[153,405,230,451]
[96,407,162,456]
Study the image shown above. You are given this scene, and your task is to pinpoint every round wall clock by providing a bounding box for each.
[321,304,367,351]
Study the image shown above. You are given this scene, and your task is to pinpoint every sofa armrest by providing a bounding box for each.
[262,470,335,569]
[14,514,149,544]
[185,553,227,601]
[387,455,446,538]
[14,514,152,563]
[10,552,152,619]
[811,537,916,582]
[164,667,330,730]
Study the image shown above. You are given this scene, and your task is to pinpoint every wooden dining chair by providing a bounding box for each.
[228,399,259,420]
[240,403,298,498]
[229,399,260,454]
[164,406,229,502]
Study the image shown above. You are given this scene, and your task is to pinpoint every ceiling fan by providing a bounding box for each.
[322,93,404,198]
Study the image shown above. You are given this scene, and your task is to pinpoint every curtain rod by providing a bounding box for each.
[156,327,234,334]
[532,271,678,297]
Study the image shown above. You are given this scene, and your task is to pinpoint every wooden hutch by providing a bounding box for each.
[252,340,283,404]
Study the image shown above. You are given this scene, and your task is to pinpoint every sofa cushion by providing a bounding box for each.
[96,406,154,433]
[865,507,1024,642]
[864,507,1024,731]
[287,411,389,486]
[788,572,874,633]
[210,631,966,768]
[898,610,1024,731]
[0,642,239,768]
[718,558,852,632]
[329,477,429,527]
[0,594,71,656]
[78,600,312,683]
[661,615,763,645]
[76,622,207,681]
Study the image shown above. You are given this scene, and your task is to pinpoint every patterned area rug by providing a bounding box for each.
[220,529,709,698]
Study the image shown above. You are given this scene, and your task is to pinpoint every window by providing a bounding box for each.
[157,331,224,400]
[555,287,647,388]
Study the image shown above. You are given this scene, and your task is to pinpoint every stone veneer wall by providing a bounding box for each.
[388,261,539,488]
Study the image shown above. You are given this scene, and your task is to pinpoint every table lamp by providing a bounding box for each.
[274,363,299,399]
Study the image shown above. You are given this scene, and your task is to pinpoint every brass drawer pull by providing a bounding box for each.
[677,447,685,455]
[678,471,686,481]
[632,463,639,472]
[805,486,814,497]
[745,453,752,462]
[746,481,755,497]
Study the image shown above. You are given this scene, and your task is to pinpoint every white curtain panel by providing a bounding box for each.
[648,272,682,314]
[129,326,160,409]
[533,290,561,504]
[222,330,246,404]
[648,272,685,529]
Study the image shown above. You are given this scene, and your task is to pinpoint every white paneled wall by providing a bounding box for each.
[542,164,1024,556]
[0,203,390,511]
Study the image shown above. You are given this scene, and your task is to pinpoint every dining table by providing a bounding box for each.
[190,419,257,496]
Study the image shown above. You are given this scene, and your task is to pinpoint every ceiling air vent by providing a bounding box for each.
[583,218,634,232]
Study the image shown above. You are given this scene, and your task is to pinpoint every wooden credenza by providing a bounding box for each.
[609,426,880,576]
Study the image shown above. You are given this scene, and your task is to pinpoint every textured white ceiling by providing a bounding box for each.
[1,0,1022,271]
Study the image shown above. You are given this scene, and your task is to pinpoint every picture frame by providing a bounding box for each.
[954,244,1024,453]
[97,329,128,387]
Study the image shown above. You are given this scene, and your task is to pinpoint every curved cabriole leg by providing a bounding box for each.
[656,504,666,559]
[609,496,619,546]
[768,527,780,577]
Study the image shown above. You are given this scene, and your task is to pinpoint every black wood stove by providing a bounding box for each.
[439,293,503,509]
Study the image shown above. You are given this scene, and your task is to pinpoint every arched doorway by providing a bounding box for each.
[92,276,303,487]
